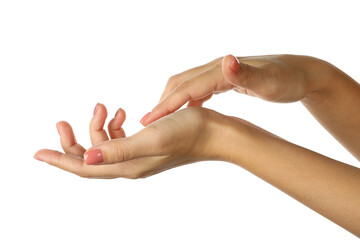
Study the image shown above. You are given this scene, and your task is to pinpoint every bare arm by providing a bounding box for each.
[302,63,360,159]
[36,106,360,236]
[142,54,360,161]
[212,115,360,236]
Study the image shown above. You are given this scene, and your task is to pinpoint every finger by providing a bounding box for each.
[187,93,213,107]
[34,149,150,179]
[108,108,126,139]
[83,131,162,165]
[34,149,85,175]
[90,103,109,145]
[142,65,231,126]
[222,54,265,92]
[57,121,86,156]
[187,99,203,107]
[159,57,223,102]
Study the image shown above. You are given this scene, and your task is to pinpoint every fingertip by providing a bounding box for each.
[223,55,246,89]
[115,108,126,123]
[57,121,75,137]
[223,54,240,75]
[34,149,48,161]
[143,109,168,126]
[115,108,124,117]
[90,103,108,131]
[33,154,43,161]
[140,112,152,126]
[57,121,71,131]
[56,121,67,135]
[100,103,108,117]
[93,103,108,117]
[84,149,103,165]
[93,103,100,115]
[34,149,63,162]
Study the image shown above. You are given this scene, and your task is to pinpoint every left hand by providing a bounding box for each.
[34,104,224,179]
[140,54,332,126]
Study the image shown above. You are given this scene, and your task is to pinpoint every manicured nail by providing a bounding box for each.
[84,149,103,165]
[93,103,100,116]
[56,122,60,134]
[115,108,123,118]
[33,155,43,162]
[230,56,240,74]
[140,112,151,124]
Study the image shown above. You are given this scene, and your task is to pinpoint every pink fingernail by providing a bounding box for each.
[140,112,151,124]
[84,149,103,165]
[33,155,43,162]
[93,103,100,116]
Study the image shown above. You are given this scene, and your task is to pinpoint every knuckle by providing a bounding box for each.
[178,81,191,98]
[167,74,179,87]
[179,80,189,89]
[115,141,132,163]
[168,74,178,83]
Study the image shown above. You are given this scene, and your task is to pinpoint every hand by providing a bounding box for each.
[34,104,360,236]
[140,54,333,126]
[34,105,224,179]
[34,103,127,178]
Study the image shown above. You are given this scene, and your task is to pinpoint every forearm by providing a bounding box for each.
[302,60,360,159]
[215,116,360,236]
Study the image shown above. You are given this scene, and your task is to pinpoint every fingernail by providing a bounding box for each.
[56,122,60,134]
[93,103,100,116]
[230,56,240,74]
[84,149,103,165]
[115,108,123,118]
[33,155,43,162]
[140,112,151,124]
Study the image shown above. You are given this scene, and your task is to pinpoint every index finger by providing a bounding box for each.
[159,57,223,102]
[142,64,226,126]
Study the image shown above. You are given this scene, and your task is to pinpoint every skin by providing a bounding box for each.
[34,54,360,236]
[142,54,360,159]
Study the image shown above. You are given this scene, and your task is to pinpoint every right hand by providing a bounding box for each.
[141,54,333,126]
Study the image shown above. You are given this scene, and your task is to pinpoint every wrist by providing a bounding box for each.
[206,112,253,163]
[303,56,341,102]
[208,113,289,167]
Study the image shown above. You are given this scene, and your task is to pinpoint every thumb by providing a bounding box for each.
[222,54,262,90]
[84,133,159,165]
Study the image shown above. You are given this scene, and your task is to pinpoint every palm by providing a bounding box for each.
[35,105,215,179]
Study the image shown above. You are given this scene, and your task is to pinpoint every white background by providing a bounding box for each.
[0,0,359,239]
